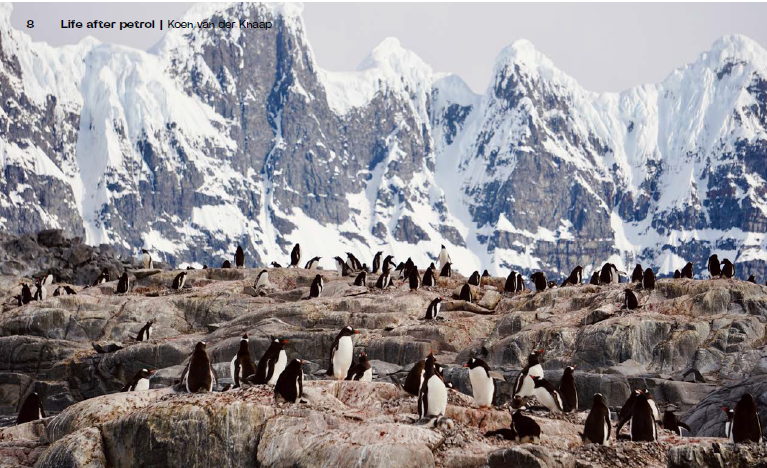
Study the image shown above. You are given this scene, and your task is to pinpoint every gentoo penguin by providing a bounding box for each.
[547,280,558,289]
[304,256,321,269]
[732,393,763,443]
[353,271,367,287]
[346,352,372,381]
[116,272,130,294]
[274,359,304,403]
[408,267,420,291]
[722,406,735,441]
[41,273,53,286]
[707,254,721,278]
[422,267,436,287]
[376,270,393,289]
[581,393,611,445]
[346,252,362,272]
[562,266,583,286]
[16,392,45,424]
[400,258,415,279]
[624,289,639,310]
[270,262,282,268]
[290,244,301,268]
[619,391,657,441]
[382,255,396,272]
[399,359,427,396]
[631,264,644,283]
[171,271,187,290]
[372,252,383,274]
[747,274,756,283]
[122,368,155,391]
[334,256,350,276]
[142,249,153,269]
[646,390,661,424]
[326,326,359,380]
[235,245,245,268]
[616,389,641,435]
[589,271,600,285]
[439,262,452,278]
[203,265,209,269]
[512,410,541,443]
[33,280,46,301]
[53,286,64,297]
[437,245,451,272]
[530,376,564,412]
[642,268,655,290]
[249,338,289,385]
[530,272,547,292]
[221,260,231,269]
[21,284,33,304]
[513,349,544,397]
[254,270,269,288]
[674,269,682,279]
[418,353,448,418]
[468,271,481,286]
[464,357,505,408]
[230,333,257,387]
[424,297,443,320]
[505,271,518,293]
[459,283,473,302]
[662,410,691,436]
[309,275,323,298]
[180,341,216,393]
[681,262,694,279]
[559,365,578,412]
[136,319,155,342]
[517,274,526,291]
[53,285,76,296]
[94,268,110,286]
[720,259,735,278]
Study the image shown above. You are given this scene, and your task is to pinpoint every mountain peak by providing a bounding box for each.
[357,37,432,77]
[704,34,767,65]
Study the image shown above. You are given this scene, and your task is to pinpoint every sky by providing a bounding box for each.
[10,2,767,93]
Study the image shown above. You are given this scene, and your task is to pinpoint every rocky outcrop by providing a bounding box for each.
[667,442,767,468]
[683,375,767,439]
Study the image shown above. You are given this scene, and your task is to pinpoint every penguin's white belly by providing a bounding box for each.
[268,351,287,385]
[209,370,215,391]
[333,337,353,379]
[726,422,733,442]
[230,356,238,380]
[336,263,343,275]
[469,368,494,407]
[533,387,561,412]
[426,376,447,416]
[516,375,535,397]
[528,364,543,379]
[146,327,151,341]
[437,252,449,271]
[603,421,610,445]
[360,367,373,382]
[135,378,150,391]
[648,399,660,421]
[143,254,151,269]
[256,274,269,287]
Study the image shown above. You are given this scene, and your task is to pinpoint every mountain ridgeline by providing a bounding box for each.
[1,2,767,280]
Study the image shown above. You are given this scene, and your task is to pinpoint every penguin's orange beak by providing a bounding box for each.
[353,329,360,334]
[282,339,290,344]
[300,360,306,365]
[462,364,468,367]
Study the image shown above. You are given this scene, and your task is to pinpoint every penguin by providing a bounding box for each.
[732,393,763,443]
[484,424,518,441]
[254,270,269,288]
[722,406,735,441]
[270,262,282,268]
[513,349,544,397]
[530,376,564,412]
[375,270,393,289]
[674,270,682,279]
[93,268,110,286]
[382,255,396,273]
[122,368,155,391]
[618,391,656,441]
[372,252,383,274]
[616,389,641,435]
[681,262,694,279]
[249,337,289,385]
[581,393,611,445]
[662,410,691,436]
[345,352,373,381]
[408,267,420,291]
[505,271,518,293]
[229,333,257,387]
[274,359,304,403]
[530,272,547,292]
[512,410,541,443]
[439,262,452,278]
[136,319,155,342]
[326,326,359,380]
[142,249,153,269]
[464,357,505,408]
[400,258,415,279]
[221,260,231,269]
[41,273,54,286]
[624,289,639,310]
[64,285,76,295]
[559,365,578,412]
[21,284,33,304]
[642,268,655,290]
[422,267,436,287]
[720,259,735,278]
[290,244,301,268]
[646,390,661,425]
[309,275,323,298]
[400,359,427,396]
[424,297,442,320]
[186,266,195,270]
[33,280,46,302]
[203,265,209,269]
[235,245,245,268]
[304,256,321,269]
[481,270,491,286]
[53,285,76,297]
[459,283,473,303]
[437,245,451,272]
[517,273,526,291]
[599,263,615,284]
[418,353,448,418]
[707,254,721,278]
[353,271,367,287]
[171,271,187,290]
[334,256,350,276]
[589,271,600,285]
[468,271,481,286]
[562,266,583,286]
[180,341,216,393]
[16,392,45,424]
[53,286,64,297]
[747,274,756,283]
[631,264,644,283]
[116,272,130,294]
[346,252,363,272]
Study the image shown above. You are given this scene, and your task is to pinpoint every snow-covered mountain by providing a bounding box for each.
[2,2,767,279]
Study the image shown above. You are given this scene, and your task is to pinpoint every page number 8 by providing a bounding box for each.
[27,20,34,28]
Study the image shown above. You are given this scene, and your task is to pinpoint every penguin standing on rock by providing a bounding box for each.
[346,352,372,381]
[439,262,452,278]
[707,254,721,278]
[221,260,232,269]
[20,284,33,304]
[290,244,301,268]
[171,271,187,290]
[674,270,682,279]
[230,333,257,387]
[424,297,443,320]
[41,273,53,286]
[334,256,350,277]
[517,273,526,291]
[747,275,756,283]
[513,349,544,398]
[642,268,655,290]
[375,270,393,289]
[180,342,217,393]
[437,245,451,272]
[464,357,505,408]
[720,259,735,278]
[468,271,481,286]
[562,266,583,286]
[116,272,130,294]
[254,270,269,288]
[136,319,155,342]
[681,262,694,279]
[531,272,547,292]
[235,246,245,268]
[142,249,153,269]
[372,252,383,274]
[304,256,321,269]
[409,267,420,291]
[354,271,367,287]
[512,410,541,443]
[418,353,448,418]
[309,275,323,298]
[459,283,473,303]
[33,279,46,302]
[326,326,359,380]
[530,376,564,412]
[662,410,691,436]
[581,394,611,445]
[722,406,735,441]
[16,391,45,425]
[589,271,600,285]
[94,268,110,286]
[422,267,436,287]
[274,359,304,403]
[505,271,518,293]
[122,368,155,391]
[624,289,639,310]
[732,393,763,443]
[249,338,289,385]
[631,264,644,283]
[617,391,656,441]
[559,366,578,412]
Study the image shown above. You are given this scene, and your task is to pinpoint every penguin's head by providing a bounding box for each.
[241,333,249,341]
[340,326,359,337]
[564,365,576,374]
[441,245,446,249]
[142,249,148,254]
[463,358,483,370]
[482,270,490,277]
[141,368,156,378]
[738,393,757,408]
[194,341,207,352]
[593,393,605,405]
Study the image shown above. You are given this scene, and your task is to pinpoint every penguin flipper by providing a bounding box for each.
[615,414,631,437]
[210,363,218,386]
[233,359,241,387]
[179,361,191,385]
[679,422,691,433]
[488,371,506,381]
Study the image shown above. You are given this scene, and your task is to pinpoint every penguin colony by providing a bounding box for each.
[11,244,765,450]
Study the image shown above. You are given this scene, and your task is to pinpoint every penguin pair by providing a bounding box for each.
[561,266,583,286]
[305,256,321,269]
[270,262,283,268]
[326,326,359,380]
[171,271,187,290]
[136,319,155,342]
[530,272,547,292]
[464,358,505,408]
[122,368,155,391]
[513,349,544,398]
[334,256,351,276]
[393,353,448,396]
[599,263,620,284]
[417,353,448,419]
[290,244,301,268]
[346,252,363,272]
[486,411,541,443]
[615,389,658,441]
[246,337,289,385]
[180,342,218,393]
[53,285,77,296]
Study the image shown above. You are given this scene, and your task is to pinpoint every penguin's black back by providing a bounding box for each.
[504,272,517,293]
[274,359,303,402]
[404,360,426,395]
[630,394,656,441]
[354,271,367,287]
[459,283,473,302]
[582,394,610,444]
[16,392,44,424]
[559,368,577,412]
[512,411,541,440]
[732,394,762,443]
